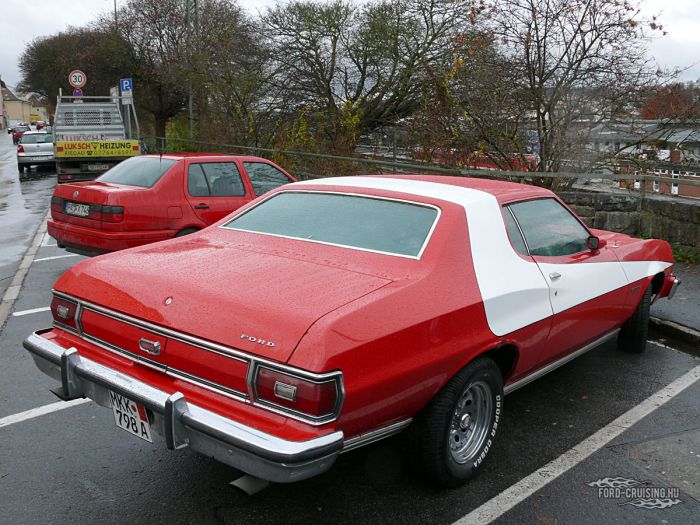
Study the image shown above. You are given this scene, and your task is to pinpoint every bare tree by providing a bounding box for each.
[485,0,664,179]
[110,0,190,143]
[263,0,475,154]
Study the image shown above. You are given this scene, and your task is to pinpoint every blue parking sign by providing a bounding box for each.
[120,78,133,93]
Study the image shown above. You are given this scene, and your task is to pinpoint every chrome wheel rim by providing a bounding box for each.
[449,380,493,464]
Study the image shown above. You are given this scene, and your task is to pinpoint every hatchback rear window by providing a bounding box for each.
[20,134,53,144]
[223,192,439,258]
[98,156,177,188]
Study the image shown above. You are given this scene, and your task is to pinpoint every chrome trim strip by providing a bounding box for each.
[341,419,413,453]
[82,333,167,373]
[220,190,442,261]
[166,368,249,402]
[504,329,619,395]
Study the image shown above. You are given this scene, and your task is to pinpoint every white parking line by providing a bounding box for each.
[12,306,50,317]
[453,361,700,525]
[40,232,51,246]
[0,399,91,429]
[33,254,79,263]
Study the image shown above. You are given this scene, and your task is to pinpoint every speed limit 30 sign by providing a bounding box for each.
[68,70,87,88]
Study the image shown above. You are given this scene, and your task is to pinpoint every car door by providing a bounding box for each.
[185,161,251,224]
[241,161,295,197]
[506,198,629,363]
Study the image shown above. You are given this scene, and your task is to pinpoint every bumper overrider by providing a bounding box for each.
[23,330,344,483]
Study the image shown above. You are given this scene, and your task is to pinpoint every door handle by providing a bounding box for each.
[194,204,209,209]
[549,272,562,281]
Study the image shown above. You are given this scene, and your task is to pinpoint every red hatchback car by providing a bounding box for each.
[48,154,296,255]
[27,176,680,487]
[12,125,31,144]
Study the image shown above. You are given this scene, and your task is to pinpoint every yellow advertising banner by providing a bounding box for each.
[55,140,140,158]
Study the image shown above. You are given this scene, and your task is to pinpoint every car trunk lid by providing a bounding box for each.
[50,181,141,228]
[56,238,392,366]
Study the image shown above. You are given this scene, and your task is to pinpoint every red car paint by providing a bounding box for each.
[47,154,296,255]
[32,175,676,476]
[12,125,31,144]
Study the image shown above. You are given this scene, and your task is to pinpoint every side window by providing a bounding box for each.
[503,207,528,255]
[188,164,209,196]
[188,162,245,197]
[243,162,291,196]
[508,198,589,257]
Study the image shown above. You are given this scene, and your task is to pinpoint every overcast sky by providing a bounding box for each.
[1,0,698,90]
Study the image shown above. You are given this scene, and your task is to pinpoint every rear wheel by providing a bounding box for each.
[410,357,503,487]
[618,284,652,353]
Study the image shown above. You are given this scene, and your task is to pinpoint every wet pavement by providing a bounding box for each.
[0,131,56,301]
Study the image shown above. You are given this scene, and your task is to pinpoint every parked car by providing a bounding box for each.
[17,131,55,172]
[12,125,31,144]
[47,153,296,255]
[25,176,679,486]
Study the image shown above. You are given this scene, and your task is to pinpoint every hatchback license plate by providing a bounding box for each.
[64,202,90,217]
[88,163,110,171]
[109,391,153,443]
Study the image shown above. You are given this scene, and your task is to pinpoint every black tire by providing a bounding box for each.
[174,227,199,238]
[618,283,652,353]
[410,357,503,487]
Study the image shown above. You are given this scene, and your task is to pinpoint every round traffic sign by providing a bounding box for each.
[68,70,87,88]
[73,88,83,97]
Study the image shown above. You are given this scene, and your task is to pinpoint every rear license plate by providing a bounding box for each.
[88,163,110,171]
[64,202,90,217]
[109,391,153,443]
[29,156,47,161]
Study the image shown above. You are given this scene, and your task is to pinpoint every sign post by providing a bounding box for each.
[120,78,133,138]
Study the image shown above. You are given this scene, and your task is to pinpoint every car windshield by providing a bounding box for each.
[223,191,439,258]
[15,127,30,132]
[20,134,53,144]
[98,156,177,188]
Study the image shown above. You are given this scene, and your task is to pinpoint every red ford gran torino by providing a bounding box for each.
[25,176,680,486]
[47,153,295,255]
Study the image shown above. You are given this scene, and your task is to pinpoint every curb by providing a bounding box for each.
[649,316,700,346]
[0,213,49,331]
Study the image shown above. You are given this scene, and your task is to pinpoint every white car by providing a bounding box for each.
[17,131,55,172]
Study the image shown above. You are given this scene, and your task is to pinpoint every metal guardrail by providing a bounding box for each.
[141,134,700,190]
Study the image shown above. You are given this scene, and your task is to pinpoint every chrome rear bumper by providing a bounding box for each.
[23,330,343,483]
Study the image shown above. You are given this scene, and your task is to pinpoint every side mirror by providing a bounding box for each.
[586,236,606,251]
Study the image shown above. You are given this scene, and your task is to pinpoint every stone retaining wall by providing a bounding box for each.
[557,191,700,257]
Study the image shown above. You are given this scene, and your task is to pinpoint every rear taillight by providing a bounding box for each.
[101,205,124,223]
[17,145,24,153]
[50,295,79,332]
[51,196,64,214]
[252,364,343,423]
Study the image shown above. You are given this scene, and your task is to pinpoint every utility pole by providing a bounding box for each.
[186,0,198,141]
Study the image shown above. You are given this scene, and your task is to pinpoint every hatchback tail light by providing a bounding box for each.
[17,145,24,153]
[252,364,343,423]
[50,295,79,332]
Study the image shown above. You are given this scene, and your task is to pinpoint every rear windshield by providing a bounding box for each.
[20,134,53,144]
[15,126,30,132]
[223,192,439,258]
[98,156,177,188]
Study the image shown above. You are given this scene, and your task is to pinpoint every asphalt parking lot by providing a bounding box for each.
[0,133,698,524]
